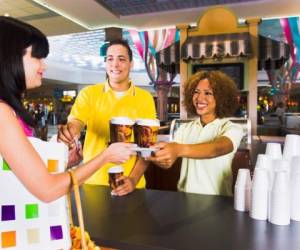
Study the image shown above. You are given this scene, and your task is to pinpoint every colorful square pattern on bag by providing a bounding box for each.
[25,203,39,219]
[47,159,58,173]
[1,205,15,221]
[50,225,63,240]
[1,231,16,248]
[27,228,40,244]
[2,160,11,171]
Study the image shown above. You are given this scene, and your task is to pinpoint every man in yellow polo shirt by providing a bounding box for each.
[58,39,156,196]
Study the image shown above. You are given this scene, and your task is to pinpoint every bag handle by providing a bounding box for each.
[68,170,87,250]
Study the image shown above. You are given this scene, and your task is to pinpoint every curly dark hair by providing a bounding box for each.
[183,70,239,118]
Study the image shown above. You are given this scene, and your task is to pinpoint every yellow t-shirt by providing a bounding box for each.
[69,81,157,187]
[175,118,244,196]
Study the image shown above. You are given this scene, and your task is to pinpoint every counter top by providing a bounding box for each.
[73,185,300,250]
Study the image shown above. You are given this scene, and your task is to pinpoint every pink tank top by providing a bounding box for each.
[18,116,33,137]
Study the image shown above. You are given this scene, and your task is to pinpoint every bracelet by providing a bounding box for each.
[68,169,78,187]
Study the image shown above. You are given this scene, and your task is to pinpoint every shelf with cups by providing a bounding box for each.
[153,95,180,122]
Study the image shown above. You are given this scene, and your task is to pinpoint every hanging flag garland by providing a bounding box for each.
[281,17,300,83]
[129,28,180,85]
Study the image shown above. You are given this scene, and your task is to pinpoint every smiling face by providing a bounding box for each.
[23,46,46,89]
[106,44,132,91]
[192,78,217,124]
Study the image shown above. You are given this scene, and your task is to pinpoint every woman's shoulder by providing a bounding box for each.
[0,101,33,136]
[177,119,199,131]
[217,117,241,129]
[0,101,18,126]
[218,118,244,136]
[0,101,14,114]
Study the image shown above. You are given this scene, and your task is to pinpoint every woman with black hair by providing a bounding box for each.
[0,16,135,202]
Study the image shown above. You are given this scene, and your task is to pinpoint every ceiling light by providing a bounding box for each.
[32,0,93,30]
[262,15,299,20]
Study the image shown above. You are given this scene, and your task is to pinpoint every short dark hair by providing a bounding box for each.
[106,39,133,61]
[183,70,239,118]
[0,16,49,126]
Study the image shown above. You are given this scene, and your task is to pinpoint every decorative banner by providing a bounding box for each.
[280,17,300,83]
[280,18,295,62]
[143,31,156,83]
[147,28,179,55]
[128,29,145,60]
[288,17,300,63]
[129,28,180,84]
[164,29,178,49]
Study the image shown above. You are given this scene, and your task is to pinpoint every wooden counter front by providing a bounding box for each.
[145,147,252,192]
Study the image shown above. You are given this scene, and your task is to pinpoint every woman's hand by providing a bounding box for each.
[146,142,180,169]
[103,142,136,164]
[111,176,136,196]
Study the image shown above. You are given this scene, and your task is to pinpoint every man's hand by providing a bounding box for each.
[57,120,82,149]
[111,176,136,196]
[57,124,76,148]
[146,142,179,169]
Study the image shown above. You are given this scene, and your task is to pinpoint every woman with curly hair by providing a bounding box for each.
[148,70,244,196]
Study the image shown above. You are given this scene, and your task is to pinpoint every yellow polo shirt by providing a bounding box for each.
[68,81,156,187]
[175,118,244,196]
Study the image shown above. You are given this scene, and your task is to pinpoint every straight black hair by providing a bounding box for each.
[0,16,49,127]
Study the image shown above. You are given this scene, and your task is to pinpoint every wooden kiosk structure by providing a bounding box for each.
[176,7,260,135]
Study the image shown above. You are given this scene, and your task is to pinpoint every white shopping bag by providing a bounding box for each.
[0,137,71,250]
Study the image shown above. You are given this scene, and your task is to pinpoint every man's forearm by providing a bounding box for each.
[129,157,149,186]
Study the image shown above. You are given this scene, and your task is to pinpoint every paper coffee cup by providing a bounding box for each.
[268,170,290,225]
[250,168,269,220]
[134,119,160,148]
[265,143,282,160]
[110,117,135,143]
[234,169,251,212]
[108,166,124,189]
[283,134,300,160]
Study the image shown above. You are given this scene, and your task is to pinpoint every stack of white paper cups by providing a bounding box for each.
[234,169,251,212]
[255,154,272,186]
[290,156,300,179]
[255,154,272,170]
[250,168,269,220]
[291,172,300,221]
[265,143,282,160]
[283,134,300,160]
[269,170,290,225]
